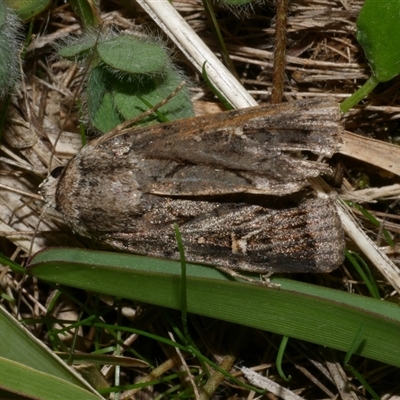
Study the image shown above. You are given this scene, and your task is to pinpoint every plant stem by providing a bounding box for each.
[271,0,289,104]
[340,75,379,113]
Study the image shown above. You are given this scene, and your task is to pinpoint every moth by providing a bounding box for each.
[40,98,344,273]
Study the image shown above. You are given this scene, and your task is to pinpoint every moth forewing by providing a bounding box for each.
[40,98,345,273]
[98,197,344,273]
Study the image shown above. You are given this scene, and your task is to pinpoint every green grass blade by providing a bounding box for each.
[28,248,400,368]
[0,357,103,400]
[0,305,104,398]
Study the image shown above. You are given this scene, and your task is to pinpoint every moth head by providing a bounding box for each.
[39,166,64,209]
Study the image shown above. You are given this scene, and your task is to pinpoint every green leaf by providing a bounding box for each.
[97,35,169,76]
[113,66,194,124]
[341,0,400,112]
[68,0,101,29]
[58,38,97,60]
[0,306,103,398]
[0,357,102,399]
[28,248,400,368]
[57,32,194,131]
[86,65,122,132]
[0,3,5,26]
[356,0,400,82]
[85,55,193,131]
[0,252,26,274]
[0,3,22,97]
[2,0,51,21]
[92,91,122,132]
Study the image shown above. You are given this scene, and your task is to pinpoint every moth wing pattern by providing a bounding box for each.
[99,197,344,273]
[41,98,345,273]
[97,97,342,197]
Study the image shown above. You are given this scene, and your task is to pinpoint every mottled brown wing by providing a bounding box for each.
[43,97,344,273]
[97,197,344,273]
[93,98,342,197]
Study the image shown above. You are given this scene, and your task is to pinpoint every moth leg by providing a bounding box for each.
[215,266,281,288]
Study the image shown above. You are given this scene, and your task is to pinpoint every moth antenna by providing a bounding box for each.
[92,80,187,146]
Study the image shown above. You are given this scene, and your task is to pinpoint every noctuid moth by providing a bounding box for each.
[40,98,344,273]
